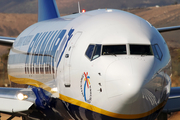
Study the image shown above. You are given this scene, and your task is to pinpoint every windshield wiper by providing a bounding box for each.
[110,53,117,57]
[141,52,147,56]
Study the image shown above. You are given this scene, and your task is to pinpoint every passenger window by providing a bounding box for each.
[92,45,101,60]
[85,45,95,59]
[130,45,153,55]
[152,44,163,60]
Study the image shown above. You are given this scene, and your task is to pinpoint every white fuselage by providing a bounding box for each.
[8,9,171,120]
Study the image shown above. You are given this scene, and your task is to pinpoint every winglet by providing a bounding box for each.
[38,0,60,22]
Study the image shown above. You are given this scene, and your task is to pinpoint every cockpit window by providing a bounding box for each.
[92,45,101,60]
[85,45,95,59]
[85,44,102,61]
[102,45,126,55]
[130,45,153,55]
[152,44,163,60]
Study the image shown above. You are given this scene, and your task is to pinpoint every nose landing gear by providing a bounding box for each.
[157,112,167,120]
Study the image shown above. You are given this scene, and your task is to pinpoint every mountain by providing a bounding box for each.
[0,0,180,14]
[0,0,83,14]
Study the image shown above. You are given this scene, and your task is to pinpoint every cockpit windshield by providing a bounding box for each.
[102,45,126,55]
[130,45,153,55]
[85,44,154,61]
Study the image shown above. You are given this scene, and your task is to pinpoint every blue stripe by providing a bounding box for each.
[44,30,58,55]
[36,32,48,64]
[31,32,51,64]
[49,31,61,52]
[84,81,87,102]
[37,32,48,54]
[26,34,41,64]
[52,30,66,56]
[28,33,40,53]
[57,29,74,67]
[42,31,54,64]
[25,29,74,68]
[40,31,52,53]
[31,33,43,54]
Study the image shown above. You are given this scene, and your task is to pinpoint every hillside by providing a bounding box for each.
[0,0,180,14]
[1,4,180,36]
[0,13,37,60]
[0,0,83,14]
[0,13,37,37]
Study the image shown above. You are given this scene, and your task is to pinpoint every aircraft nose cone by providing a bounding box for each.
[105,57,154,103]
[104,57,155,115]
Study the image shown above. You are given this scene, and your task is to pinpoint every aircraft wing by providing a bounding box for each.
[157,26,180,33]
[0,87,35,113]
[0,36,15,46]
[163,87,180,113]
[0,87,52,113]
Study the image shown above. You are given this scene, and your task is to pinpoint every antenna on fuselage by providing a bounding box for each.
[78,1,81,13]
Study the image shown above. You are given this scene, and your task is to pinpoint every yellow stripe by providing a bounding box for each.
[60,94,166,119]
[9,75,165,119]
[8,75,52,93]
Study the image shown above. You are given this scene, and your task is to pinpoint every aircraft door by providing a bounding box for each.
[64,32,82,87]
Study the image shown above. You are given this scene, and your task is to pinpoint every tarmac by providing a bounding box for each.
[1,112,180,120]
[0,113,21,120]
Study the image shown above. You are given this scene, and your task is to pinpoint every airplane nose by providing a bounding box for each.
[105,57,154,104]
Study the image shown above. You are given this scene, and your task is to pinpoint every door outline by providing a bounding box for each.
[64,32,82,87]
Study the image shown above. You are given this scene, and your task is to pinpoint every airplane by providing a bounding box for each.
[0,0,180,120]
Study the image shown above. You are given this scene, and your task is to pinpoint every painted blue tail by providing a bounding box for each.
[38,0,60,22]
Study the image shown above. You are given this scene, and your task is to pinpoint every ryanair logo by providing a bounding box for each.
[80,72,92,103]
